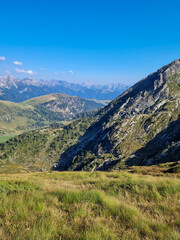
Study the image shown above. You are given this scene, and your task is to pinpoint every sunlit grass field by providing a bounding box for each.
[0,135,16,144]
[0,168,180,240]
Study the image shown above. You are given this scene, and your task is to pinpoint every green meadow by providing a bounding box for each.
[0,135,16,144]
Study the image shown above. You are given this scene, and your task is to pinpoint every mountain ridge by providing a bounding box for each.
[56,59,180,170]
[0,76,129,102]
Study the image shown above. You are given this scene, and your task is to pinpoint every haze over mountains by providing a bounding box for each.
[0,75,129,102]
[0,59,180,170]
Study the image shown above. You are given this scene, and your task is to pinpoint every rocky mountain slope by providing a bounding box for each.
[126,116,180,166]
[0,93,102,137]
[56,59,180,170]
[0,76,128,102]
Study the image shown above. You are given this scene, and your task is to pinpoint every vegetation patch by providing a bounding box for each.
[0,180,40,194]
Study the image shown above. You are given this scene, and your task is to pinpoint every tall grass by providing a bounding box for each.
[0,171,179,239]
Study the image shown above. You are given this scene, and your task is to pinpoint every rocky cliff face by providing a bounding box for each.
[35,94,103,120]
[56,59,180,171]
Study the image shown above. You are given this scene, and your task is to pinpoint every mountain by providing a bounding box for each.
[1,59,180,171]
[55,59,180,171]
[0,93,103,138]
[0,76,129,102]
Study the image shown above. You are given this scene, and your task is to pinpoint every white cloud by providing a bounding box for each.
[0,56,5,61]
[61,71,65,74]
[15,68,37,75]
[13,61,23,65]
[40,67,45,70]
[53,72,59,76]
[69,70,74,75]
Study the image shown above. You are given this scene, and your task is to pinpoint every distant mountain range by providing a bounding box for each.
[0,76,129,102]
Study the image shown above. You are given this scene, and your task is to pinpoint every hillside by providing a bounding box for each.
[56,59,180,170]
[0,93,102,140]
[0,76,128,102]
[25,93,103,119]
[0,100,37,136]
[0,118,95,170]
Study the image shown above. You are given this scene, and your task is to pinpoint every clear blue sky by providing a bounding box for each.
[0,0,180,85]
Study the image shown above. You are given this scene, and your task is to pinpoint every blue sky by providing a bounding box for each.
[0,0,180,85]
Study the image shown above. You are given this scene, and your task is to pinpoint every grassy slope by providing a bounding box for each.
[0,134,17,144]
[24,93,108,106]
[23,94,60,106]
[0,118,94,170]
[0,100,34,135]
[0,93,104,141]
[0,99,53,137]
[0,168,179,240]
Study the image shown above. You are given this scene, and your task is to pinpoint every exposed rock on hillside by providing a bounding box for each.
[56,60,180,171]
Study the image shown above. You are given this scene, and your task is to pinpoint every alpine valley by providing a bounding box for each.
[0,59,180,171]
[0,93,104,139]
